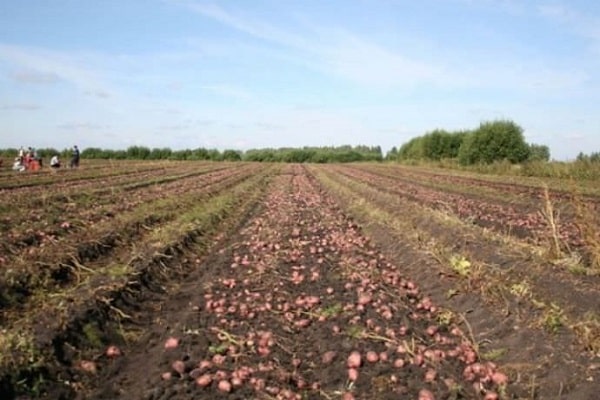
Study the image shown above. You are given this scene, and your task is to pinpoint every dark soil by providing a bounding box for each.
[3,163,598,400]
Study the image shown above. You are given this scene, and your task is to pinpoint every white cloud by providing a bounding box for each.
[538,3,600,42]
[0,44,112,94]
[177,2,442,88]
[0,103,41,110]
[177,2,588,92]
[84,89,111,98]
[57,122,109,130]
[179,1,310,50]
[10,70,60,84]
[199,84,255,101]
[564,132,586,140]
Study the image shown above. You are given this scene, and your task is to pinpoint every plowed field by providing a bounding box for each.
[1,162,598,400]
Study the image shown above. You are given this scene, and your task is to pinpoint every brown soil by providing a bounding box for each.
[309,165,600,399]
[3,163,598,400]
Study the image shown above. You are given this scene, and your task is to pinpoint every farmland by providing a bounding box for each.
[0,161,598,399]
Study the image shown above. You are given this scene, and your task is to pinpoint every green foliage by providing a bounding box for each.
[528,144,550,162]
[242,145,382,163]
[149,147,172,160]
[126,146,151,160]
[395,119,539,166]
[459,120,530,164]
[577,151,600,163]
[1,144,382,164]
[398,130,469,162]
[385,146,398,160]
[222,149,242,161]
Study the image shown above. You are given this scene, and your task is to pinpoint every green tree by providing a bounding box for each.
[528,144,550,162]
[459,120,530,164]
[222,149,242,161]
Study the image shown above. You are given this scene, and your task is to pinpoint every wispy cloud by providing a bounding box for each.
[177,2,440,88]
[10,70,60,84]
[538,3,600,43]
[84,89,111,99]
[180,1,310,50]
[177,1,586,92]
[200,84,255,101]
[0,44,113,94]
[57,122,109,130]
[564,132,586,140]
[0,103,41,110]
[255,121,284,131]
[159,123,191,131]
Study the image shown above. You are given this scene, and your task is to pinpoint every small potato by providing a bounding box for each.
[171,360,185,375]
[105,345,121,358]
[164,337,179,350]
[347,368,359,381]
[218,379,232,392]
[196,374,212,387]
[347,351,362,368]
[322,351,337,365]
[491,371,508,385]
[365,351,379,363]
[418,388,435,400]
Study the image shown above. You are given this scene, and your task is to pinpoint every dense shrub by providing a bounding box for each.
[460,120,530,164]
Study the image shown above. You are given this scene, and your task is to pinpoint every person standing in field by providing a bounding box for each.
[70,145,80,168]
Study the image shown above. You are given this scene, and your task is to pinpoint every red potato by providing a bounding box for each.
[105,345,121,358]
[365,351,379,363]
[347,351,362,368]
[196,374,212,387]
[348,368,359,381]
[412,354,424,366]
[79,360,97,373]
[379,352,389,362]
[266,386,280,395]
[218,379,232,392]
[198,360,212,370]
[322,351,337,365]
[491,371,508,385]
[294,318,311,328]
[164,336,179,350]
[418,388,435,400]
[357,294,372,305]
[424,368,437,382]
[171,360,185,375]
[231,377,243,387]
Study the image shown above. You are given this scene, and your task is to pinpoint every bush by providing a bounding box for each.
[459,120,530,165]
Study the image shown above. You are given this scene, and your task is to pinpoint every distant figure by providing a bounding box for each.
[12,157,25,172]
[18,147,24,162]
[23,150,32,169]
[50,155,61,169]
[70,145,80,168]
[32,148,42,168]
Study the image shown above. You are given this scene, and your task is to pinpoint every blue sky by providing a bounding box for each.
[1,0,599,159]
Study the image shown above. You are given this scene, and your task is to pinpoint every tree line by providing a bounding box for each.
[5,120,596,165]
[0,145,383,163]
[386,120,551,165]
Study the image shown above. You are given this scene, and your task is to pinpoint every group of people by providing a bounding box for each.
[12,145,80,172]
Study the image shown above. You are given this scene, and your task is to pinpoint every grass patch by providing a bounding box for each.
[571,313,600,355]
